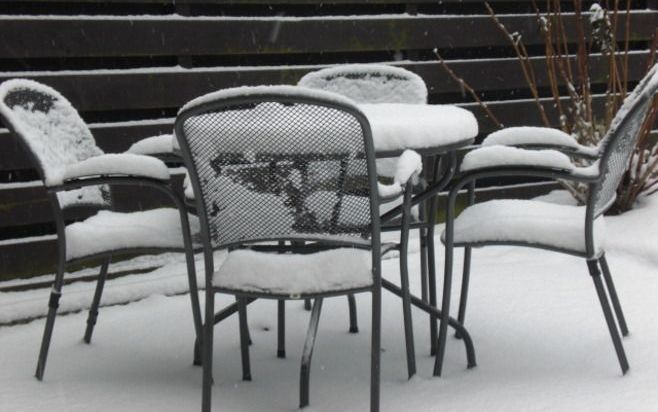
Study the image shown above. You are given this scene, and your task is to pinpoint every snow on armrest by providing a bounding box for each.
[460,146,575,173]
[60,153,170,184]
[377,150,422,200]
[126,134,175,156]
[483,127,599,157]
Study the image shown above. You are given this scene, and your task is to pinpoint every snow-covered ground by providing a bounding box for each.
[1,191,658,411]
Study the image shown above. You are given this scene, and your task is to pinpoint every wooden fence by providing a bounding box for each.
[0,0,656,280]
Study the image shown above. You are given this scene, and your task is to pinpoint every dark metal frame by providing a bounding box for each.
[0,82,203,381]
[435,84,658,377]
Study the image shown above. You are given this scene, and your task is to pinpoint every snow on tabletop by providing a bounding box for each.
[65,208,200,261]
[460,145,575,172]
[179,85,358,114]
[483,126,598,154]
[213,248,372,295]
[0,79,103,186]
[447,199,605,253]
[297,64,427,104]
[359,103,478,152]
[127,134,175,155]
[61,153,170,183]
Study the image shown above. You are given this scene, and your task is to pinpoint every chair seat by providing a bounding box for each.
[65,208,200,261]
[443,199,605,255]
[213,248,373,296]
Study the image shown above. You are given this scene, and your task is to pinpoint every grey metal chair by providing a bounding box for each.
[0,79,203,380]
[434,64,658,376]
[175,85,412,411]
[299,63,440,371]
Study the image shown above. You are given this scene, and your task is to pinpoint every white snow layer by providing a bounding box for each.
[360,103,478,152]
[179,84,358,114]
[213,248,372,295]
[460,146,575,172]
[483,126,598,155]
[60,153,170,184]
[127,134,175,155]
[447,199,605,254]
[297,64,428,104]
[65,208,199,260]
[377,149,423,199]
[0,79,102,186]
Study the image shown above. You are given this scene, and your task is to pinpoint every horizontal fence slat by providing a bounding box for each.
[0,52,650,113]
[0,12,655,59]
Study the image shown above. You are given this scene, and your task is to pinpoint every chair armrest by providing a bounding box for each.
[457,146,600,184]
[59,153,170,185]
[126,134,175,156]
[483,127,599,159]
[377,150,423,201]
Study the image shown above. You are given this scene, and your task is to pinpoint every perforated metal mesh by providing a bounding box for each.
[178,97,375,249]
[593,79,657,216]
[0,80,109,207]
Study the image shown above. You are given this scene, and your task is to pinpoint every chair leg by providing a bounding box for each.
[35,254,67,381]
[399,187,416,378]
[433,205,455,377]
[277,299,286,358]
[427,223,438,356]
[202,289,215,412]
[587,260,629,375]
[304,299,312,311]
[371,286,382,412]
[238,298,251,381]
[83,257,111,344]
[348,294,359,333]
[599,254,629,337]
[300,298,323,409]
[454,246,472,340]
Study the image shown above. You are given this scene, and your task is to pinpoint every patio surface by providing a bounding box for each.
[1,191,658,411]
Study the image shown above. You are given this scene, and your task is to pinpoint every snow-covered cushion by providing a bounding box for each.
[213,248,373,295]
[444,199,605,254]
[127,134,175,156]
[65,208,200,261]
[59,153,170,184]
[483,127,599,157]
[297,64,427,104]
[460,146,575,173]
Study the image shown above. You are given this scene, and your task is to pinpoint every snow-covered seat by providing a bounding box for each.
[433,63,658,378]
[176,85,413,411]
[0,79,202,381]
[447,199,605,254]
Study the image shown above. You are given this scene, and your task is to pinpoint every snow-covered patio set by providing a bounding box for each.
[1,62,657,411]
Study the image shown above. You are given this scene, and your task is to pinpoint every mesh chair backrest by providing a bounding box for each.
[0,79,103,186]
[175,87,378,249]
[298,64,427,104]
[592,66,658,216]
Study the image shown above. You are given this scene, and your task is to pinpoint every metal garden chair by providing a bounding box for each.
[434,64,658,376]
[299,63,439,374]
[175,85,418,411]
[0,79,203,380]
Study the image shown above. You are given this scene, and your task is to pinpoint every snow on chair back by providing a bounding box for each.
[0,79,108,207]
[175,86,378,249]
[592,64,658,217]
[298,64,427,104]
